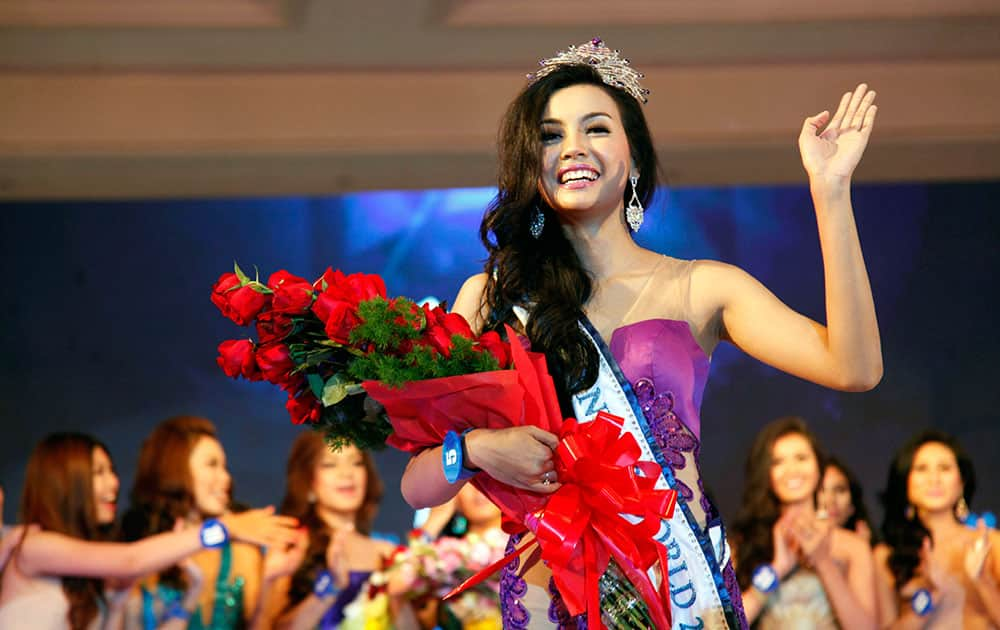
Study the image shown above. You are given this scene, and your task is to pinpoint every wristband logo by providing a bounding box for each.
[202,522,227,547]
[751,565,778,593]
[442,430,467,484]
[911,588,933,616]
[314,571,333,596]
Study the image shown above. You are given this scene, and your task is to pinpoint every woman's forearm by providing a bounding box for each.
[401,447,466,509]
[740,586,766,623]
[274,594,337,630]
[816,558,878,630]
[973,576,1000,625]
[810,179,882,391]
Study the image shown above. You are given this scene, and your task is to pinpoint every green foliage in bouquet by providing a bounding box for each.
[300,297,503,451]
[347,298,501,387]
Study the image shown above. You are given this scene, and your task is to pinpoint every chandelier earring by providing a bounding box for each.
[625,173,644,232]
[530,205,545,239]
[956,496,970,522]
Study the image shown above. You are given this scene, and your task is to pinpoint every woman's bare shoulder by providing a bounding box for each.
[832,526,873,561]
[453,273,490,332]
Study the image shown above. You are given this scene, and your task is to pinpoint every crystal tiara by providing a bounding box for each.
[526,37,649,105]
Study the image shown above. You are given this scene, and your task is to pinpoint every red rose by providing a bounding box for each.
[426,324,455,357]
[441,312,474,339]
[345,272,386,302]
[216,339,262,381]
[314,268,386,304]
[313,293,360,344]
[478,330,510,368]
[255,343,296,385]
[323,301,360,345]
[313,267,346,292]
[422,304,448,328]
[268,270,315,315]
[211,273,271,326]
[256,311,294,344]
[286,390,322,425]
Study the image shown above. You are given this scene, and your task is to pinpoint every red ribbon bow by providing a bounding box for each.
[446,411,677,629]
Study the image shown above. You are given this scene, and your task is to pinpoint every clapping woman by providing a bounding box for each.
[874,430,1000,628]
[731,417,877,629]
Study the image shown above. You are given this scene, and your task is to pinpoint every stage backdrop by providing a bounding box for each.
[2,181,998,538]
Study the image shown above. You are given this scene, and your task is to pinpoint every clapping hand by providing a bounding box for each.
[788,511,833,569]
[771,512,799,578]
[901,536,962,613]
[965,519,993,580]
[325,528,351,589]
[263,526,309,582]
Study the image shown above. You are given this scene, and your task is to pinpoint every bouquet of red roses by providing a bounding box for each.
[211,264,678,628]
[211,263,511,450]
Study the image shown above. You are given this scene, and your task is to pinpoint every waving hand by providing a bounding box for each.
[799,83,878,181]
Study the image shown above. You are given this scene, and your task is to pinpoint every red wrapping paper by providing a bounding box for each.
[362,325,677,628]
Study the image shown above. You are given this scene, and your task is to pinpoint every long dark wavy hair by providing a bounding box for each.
[279,431,384,610]
[879,430,976,592]
[731,416,827,590]
[18,433,113,630]
[120,415,220,590]
[480,64,659,405]
[824,456,875,540]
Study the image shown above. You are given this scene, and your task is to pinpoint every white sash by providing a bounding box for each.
[570,322,734,630]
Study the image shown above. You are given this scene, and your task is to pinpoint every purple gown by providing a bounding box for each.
[500,319,748,629]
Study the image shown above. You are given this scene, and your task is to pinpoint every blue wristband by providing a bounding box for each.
[162,600,192,622]
[199,518,229,549]
[751,564,779,594]
[965,511,997,529]
[911,588,933,616]
[442,430,478,484]
[313,569,340,598]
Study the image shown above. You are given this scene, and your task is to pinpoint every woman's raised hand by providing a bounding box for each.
[910,536,963,612]
[799,83,877,183]
[262,527,309,582]
[788,511,833,569]
[964,519,993,580]
[325,529,350,588]
[220,506,300,548]
[466,426,561,493]
[771,513,799,578]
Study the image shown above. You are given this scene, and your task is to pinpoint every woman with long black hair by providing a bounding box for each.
[874,430,1000,628]
[400,37,882,628]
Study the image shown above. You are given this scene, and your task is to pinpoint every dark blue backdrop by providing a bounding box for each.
[2,181,997,537]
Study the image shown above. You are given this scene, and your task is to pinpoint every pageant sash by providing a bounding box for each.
[571,320,734,630]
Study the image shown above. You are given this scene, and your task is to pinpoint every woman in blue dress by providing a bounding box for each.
[400,38,882,629]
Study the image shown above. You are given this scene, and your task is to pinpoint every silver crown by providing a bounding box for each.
[527,37,649,105]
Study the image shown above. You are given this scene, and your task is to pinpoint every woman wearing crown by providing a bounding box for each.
[400,38,882,629]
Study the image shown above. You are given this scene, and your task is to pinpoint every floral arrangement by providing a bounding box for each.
[371,529,506,629]
[211,264,510,450]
